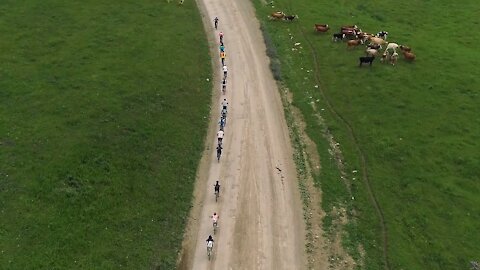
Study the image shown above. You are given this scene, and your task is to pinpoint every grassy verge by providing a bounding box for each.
[254,0,480,269]
[0,1,211,269]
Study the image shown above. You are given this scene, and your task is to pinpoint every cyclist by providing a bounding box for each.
[221,98,228,110]
[222,65,228,78]
[220,51,226,66]
[206,235,214,256]
[219,31,224,43]
[219,117,226,130]
[214,17,219,29]
[220,44,225,52]
[216,144,222,161]
[211,212,219,227]
[221,78,227,94]
[207,235,214,243]
[217,129,224,145]
[221,108,227,120]
[214,181,220,195]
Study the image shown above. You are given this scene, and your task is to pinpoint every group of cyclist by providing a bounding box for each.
[216,18,229,163]
[216,17,228,95]
[207,16,231,260]
[216,98,228,162]
[207,181,221,258]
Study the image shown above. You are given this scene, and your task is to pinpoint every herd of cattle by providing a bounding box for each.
[314,24,416,67]
[269,11,416,67]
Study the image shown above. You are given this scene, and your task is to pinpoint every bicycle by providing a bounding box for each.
[216,145,222,162]
[214,181,220,202]
[222,114,227,125]
[219,118,226,131]
[221,78,227,95]
[214,17,219,30]
[207,241,214,260]
[213,221,218,234]
[221,108,227,120]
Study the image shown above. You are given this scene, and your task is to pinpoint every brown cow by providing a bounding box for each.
[403,51,416,61]
[314,24,329,32]
[357,32,374,40]
[369,36,387,44]
[400,45,412,52]
[341,25,359,30]
[342,29,358,40]
[269,11,285,20]
[347,39,362,48]
[342,28,357,35]
[369,36,388,49]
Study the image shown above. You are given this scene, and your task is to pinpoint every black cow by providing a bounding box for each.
[376,31,389,40]
[359,56,375,67]
[332,33,345,42]
[284,15,298,21]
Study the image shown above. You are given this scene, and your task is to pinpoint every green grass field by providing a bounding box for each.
[0,1,211,269]
[255,0,480,269]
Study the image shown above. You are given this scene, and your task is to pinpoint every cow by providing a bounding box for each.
[332,33,345,42]
[390,52,399,66]
[376,31,389,40]
[365,48,378,56]
[385,42,399,53]
[367,43,381,50]
[368,36,388,49]
[342,28,359,34]
[400,45,412,52]
[342,29,358,39]
[284,15,298,21]
[341,25,359,30]
[314,24,330,32]
[357,31,373,39]
[342,29,356,34]
[403,51,416,61]
[357,31,374,39]
[347,39,362,48]
[359,56,375,67]
[380,51,389,63]
[358,33,370,44]
[269,11,285,20]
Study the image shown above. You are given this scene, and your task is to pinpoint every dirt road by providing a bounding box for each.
[177,0,306,268]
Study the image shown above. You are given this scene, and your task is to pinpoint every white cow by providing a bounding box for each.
[385,43,399,53]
